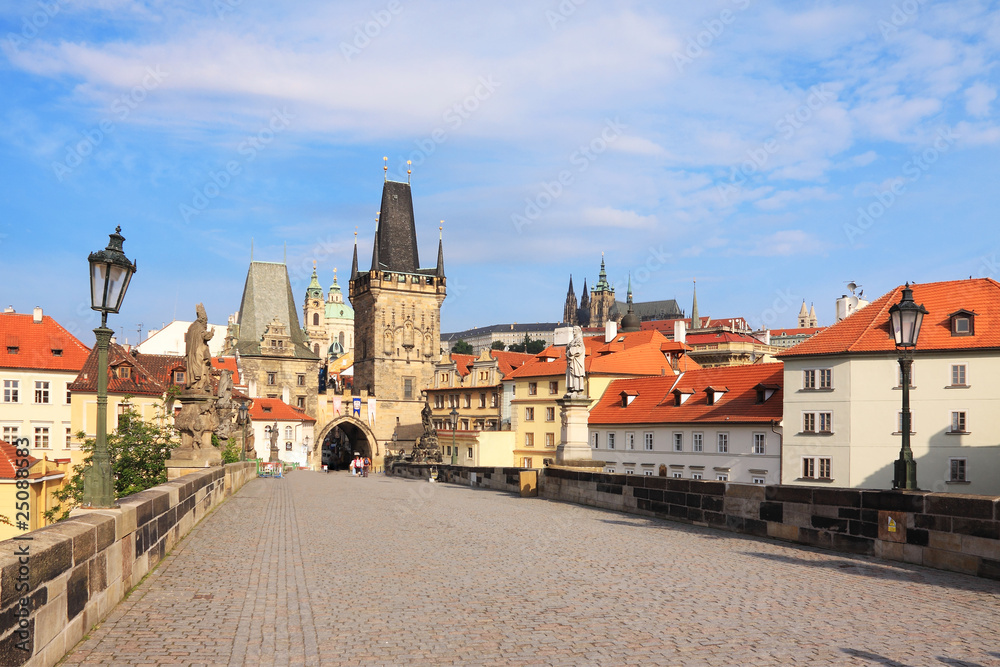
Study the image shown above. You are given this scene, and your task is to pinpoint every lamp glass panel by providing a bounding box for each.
[105,264,129,313]
[900,309,917,345]
[90,262,108,310]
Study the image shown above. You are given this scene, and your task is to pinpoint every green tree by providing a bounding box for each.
[490,341,506,351]
[451,339,474,354]
[217,433,241,464]
[46,401,178,521]
[526,338,547,354]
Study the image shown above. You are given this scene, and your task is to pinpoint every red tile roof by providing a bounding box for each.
[449,354,476,377]
[0,313,91,372]
[211,357,241,385]
[686,331,767,345]
[68,343,184,396]
[249,397,315,422]
[589,363,783,425]
[778,278,1000,357]
[506,330,700,380]
[490,350,536,377]
[641,317,750,333]
[0,439,38,480]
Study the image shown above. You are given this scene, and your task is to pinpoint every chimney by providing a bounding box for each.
[673,319,686,344]
[605,320,617,343]
[3,306,13,313]
[32,306,42,323]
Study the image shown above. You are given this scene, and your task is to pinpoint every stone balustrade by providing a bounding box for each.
[0,461,256,667]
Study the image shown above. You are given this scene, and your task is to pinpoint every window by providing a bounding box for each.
[803,369,816,389]
[949,458,967,482]
[672,471,683,479]
[545,407,555,422]
[691,472,703,480]
[524,407,534,421]
[802,457,832,479]
[312,313,319,326]
[296,397,305,409]
[644,432,653,451]
[752,476,766,484]
[951,364,967,386]
[819,369,832,389]
[717,433,728,453]
[297,374,305,386]
[525,432,534,448]
[545,433,555,448]
[673,433,683,452]
[753,433,766,455]
[267,372,276,385]
[461,419,469,431]
[3,380,18,403]
[528,382,537,396]
[115,366,131,379]
[479,393,486,408]
[950,411,967,433]
[434,395,444,409]
[802,412,832,433]
[548,381,558,394]
[34,426,49,448]
[591,432,598,448]
[34,381,50,404]
[403,377,414,400]
[716,473,729,481]
[449,394,458,409]
[6,346,17,354]
[625,432,635,450]
[491,392,498,408]
[65,384,72,404]
[467,447,474,458]
[284,426,292,439]
[803,413,815,432]
[464,394,471,409]
[3,426,19,442]
[285,442,292,451]
[644,470,654,476]
[65,427,72,449]
[819,413,832,432]
[522,457,533,468]
[607,433,616,449]
[692,432,703,452]
[604,467,616,474]
[446,445,452,456]
[174,371,185,385]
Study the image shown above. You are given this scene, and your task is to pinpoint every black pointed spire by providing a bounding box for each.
[370,180,418,272]
[350,232,359,280]
[435,222,445,278]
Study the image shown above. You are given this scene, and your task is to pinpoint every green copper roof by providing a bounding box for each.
[306,266,322,299]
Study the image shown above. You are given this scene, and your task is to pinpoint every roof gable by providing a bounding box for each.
[0,314,91,372]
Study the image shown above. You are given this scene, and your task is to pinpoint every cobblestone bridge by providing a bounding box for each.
[61,471,1000,666]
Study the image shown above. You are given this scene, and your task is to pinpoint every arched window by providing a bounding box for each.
[313,313,319,326]
[285,426,293,439]
[264,425,271,436]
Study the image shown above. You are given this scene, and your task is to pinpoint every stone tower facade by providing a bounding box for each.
[301,264,355,361]
[350,179,446,410]
[303,262,326,357]
[562,275,578,325]
[589,255,616,327]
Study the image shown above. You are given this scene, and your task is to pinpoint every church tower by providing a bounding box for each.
[589,254,616,326]
[797,300,809,328]
[303,261,327,358]
[349,179,446,412]
[577,278,590,327]
[563,275,578,325]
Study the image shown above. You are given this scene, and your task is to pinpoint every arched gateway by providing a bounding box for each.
[314,416,378,471]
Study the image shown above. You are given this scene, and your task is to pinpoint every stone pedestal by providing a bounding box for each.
[556,395,593,465]
[168,392,222,474]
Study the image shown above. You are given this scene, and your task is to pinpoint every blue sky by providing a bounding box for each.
[2,1,999,345]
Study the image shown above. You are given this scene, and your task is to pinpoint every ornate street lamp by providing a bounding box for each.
[888,283,927,490]
[83,227,137,508]
[450,407,459,465]
[237,400,250,462]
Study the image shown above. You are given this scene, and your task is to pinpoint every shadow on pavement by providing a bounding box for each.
[842,648,910,666]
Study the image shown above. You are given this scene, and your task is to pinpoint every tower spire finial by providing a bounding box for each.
[407,160,412,184]
[383,156,388,181]
[439,220,443,240]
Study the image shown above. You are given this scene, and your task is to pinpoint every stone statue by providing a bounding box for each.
[270,421,278,449]
[214,370,236,441]
[185,304,215,393]
[566,326,586,395]
[421,402,433,435]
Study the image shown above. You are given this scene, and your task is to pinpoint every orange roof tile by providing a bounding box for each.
[490,350,535,378]
[0,439,38,480]
[449,353,476,377]
[249,397,316,422]
[211,357,241,385]
[0,313,91,372]
[778,278,1000,357]
[589,363,783,425]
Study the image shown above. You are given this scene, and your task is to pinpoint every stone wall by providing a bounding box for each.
[0,461,257,667]
[393,463,1000,581]
[388,463,525,494]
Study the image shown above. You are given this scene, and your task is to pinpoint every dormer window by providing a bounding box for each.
[949,310,976,336]
[6,346,17,354]
[114,366,132,379]
[705,386,727,405]
[619,390,638,407]
[174,371,186,385]
[672,389,693,406]
[262,406,272,413]
[755,383,779,404]
[52,349,62,357]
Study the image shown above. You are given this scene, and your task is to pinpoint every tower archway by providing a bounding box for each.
[315,416,377,471]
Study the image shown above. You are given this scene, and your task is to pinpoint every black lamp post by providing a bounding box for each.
[83,227,137,509]
[237,401,250,462]
[888,283,927,491]
[450,407,459,465]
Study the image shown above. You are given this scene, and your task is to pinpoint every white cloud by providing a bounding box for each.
[580,206,657,230]
[965,82,997,117]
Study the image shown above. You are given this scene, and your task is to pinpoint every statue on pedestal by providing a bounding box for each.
[185,304,214,394]
[566,326,586,396]
[169,304,223,467]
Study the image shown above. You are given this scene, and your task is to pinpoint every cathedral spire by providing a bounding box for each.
[436,221,445,278]
[563,274,578,325]
[691,279,700,329]
[306,260,322,300]
[620,273,640,332]
[351,228,359,281]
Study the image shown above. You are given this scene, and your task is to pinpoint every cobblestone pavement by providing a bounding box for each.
[61,472,1000,666]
